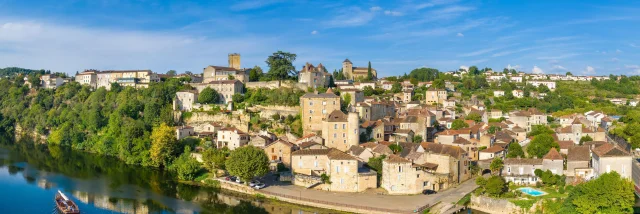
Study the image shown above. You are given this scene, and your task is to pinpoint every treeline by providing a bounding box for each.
[0,67,49,77]
[590,77,639,95]
[0,76,192,166]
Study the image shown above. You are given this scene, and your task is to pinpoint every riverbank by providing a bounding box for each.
[216,176,480,214]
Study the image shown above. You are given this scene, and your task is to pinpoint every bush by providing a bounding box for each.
[558,185,565,194]
[512,199,537,210]
[204,179,220,188]
[474,188,484,196]
[535,182,542,188]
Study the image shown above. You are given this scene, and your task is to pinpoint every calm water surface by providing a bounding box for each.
[0,143,327,214]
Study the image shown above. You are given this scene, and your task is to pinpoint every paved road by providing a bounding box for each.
[258,175,479,213]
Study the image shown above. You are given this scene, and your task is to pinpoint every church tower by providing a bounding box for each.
[228,53,241,70]
[342,58,353,79]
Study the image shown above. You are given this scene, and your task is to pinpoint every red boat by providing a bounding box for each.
[55,190,80,214]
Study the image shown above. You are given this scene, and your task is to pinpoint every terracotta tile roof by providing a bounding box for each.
[219,127,247,135]
[207,80,241,84]
[327,149,357,160]
[543,148,563,160]
[326,110,348,122]
[301,92,339,99]
[292,148,331,156]
[348,145,366,156]
[206,65,239,71]
[385,154,412,163]
[266,140,295,148]
[453,138,472,145]
[558,141,574,150]
[504,158,543,165]
[299,141,322,149]
[480,145,504,153]
[511,125,525,132]
[414,162,439,170]
[372,144,393,155]
[567,145,590,162]
[592,143,630,157]
[420,142,466,158]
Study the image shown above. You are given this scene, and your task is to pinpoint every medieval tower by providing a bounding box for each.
[228,53,241,69]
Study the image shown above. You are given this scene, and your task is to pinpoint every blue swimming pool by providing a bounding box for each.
[518,187,547,196]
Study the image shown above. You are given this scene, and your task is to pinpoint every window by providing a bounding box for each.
[340,178,344,184]
[344,166,349,173]
[333,133,337,138]
[334,124,338,129]
[323,101,326,105]
[398,166,403,172]
[314,160,318,167]
[309,101,313,106]
[343,124,346,129]
[606,165,611,173]
[336,166,340,173]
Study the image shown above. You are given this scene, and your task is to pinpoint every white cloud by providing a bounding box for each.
[532,66,544,74]
[626,65,640,74]
[0,20,278,74]
[456,32,464,37]
[611,57,620,62]
[311,30,318,35]
[458,47,500,57]
[384,10,403,16]
[616,49,623,53]
[459,65,469,71]
[630,43,640,48]
[230,0,283,11]
[551,65,568,71]
[507,64,520,70]
[537,53,580,60]
[325,7,376,28]
[370,6,382,11]
[583,66,595,75]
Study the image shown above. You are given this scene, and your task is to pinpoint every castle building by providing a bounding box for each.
[322,110,360,152]
[298,62,331,88]
[203,54,248,83]
[300,89,341,133]
[342,59,377,81]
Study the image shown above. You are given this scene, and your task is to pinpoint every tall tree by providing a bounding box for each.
[249,66,263,82]
[367,61,373,80]
[198,87,220,104]
[202,148,227,172]
[563,172,634,213]
[506,143,524,158]
[433,79,445,89]
[225,146,269,182]
[527,134,559,158]
[166,70,177,76]
[266,51,297,80]
[150,123,177,167]
[490,158,503,174]
[451,119,469,130]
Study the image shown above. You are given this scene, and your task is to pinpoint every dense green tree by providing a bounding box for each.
[506,143,524,158]
[466,112,482,122]
[527,134,559,158]
[451,119,469,130]
[579,136,593,145]
[198,87,220,104]
[490,158,503,174]
[202,148,227,171]
[408,67,440,81]
[170,147,202,180]
[528,125,554,137]
[225,146,269,182]
[413,135,423,143]
[562,172,634,213]
[367,155,386,185]
[367,61,373,80]
[433,79,445,89]
[389,144,402,154]
[391,82,402,93]
[266,51,297,80]
[485,176,507,197]
[166,70,177,76]
[487,125,501,134]
[150,123,178,167]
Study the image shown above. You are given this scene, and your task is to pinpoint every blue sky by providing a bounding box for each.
[0,0,639,76]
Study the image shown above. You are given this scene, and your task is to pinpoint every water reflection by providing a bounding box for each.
[0,142,329,214]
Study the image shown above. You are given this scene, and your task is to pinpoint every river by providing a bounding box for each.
[0,143,332,214]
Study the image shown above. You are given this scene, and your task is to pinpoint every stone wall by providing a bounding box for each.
[246,81,281,89]
[186,112,250,133]
[469,195,539,214]
[249,105,300,119]
[14,123,47,143]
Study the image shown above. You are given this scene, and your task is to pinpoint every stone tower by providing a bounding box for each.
[347,112,360,147]
[342,59,353,79]
[228,53,241,69]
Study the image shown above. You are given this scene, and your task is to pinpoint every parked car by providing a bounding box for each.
[253,183,266,189]
[233,177,243,183]
[422,190,437,195]
[249,180,259,187]
[225,176,235,181]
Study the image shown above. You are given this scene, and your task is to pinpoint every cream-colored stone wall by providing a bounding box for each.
[301,96,340,133]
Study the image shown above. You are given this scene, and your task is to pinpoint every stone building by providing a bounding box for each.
[300,89,341,133]
[322,110,360,152]
[202,66,248,83]
[228,53,241,70]
[216,127,250,150]
[360,120,385,142]
[291,148,377,192]
[96,70,160,90]
[173,90,198,111]
[75,70,98,88]
[418,143,471,185]
[381,155,439,194]
[176,126,195,140]
[542,149,564,175]
[591,143,632,179]
[340,89,364,106]
[193,80,244,104]
[556,118,606,144]
[508,108,547,132]
[342,59,377,80]
[40,74,65,89]
[502,158,543,185]
[265,140,296,169]
[567,145,590,177]
[298,62,331,89]
[425,88,447,105]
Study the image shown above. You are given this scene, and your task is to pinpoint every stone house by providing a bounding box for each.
[493,90,504,97]
[479,145,505,161]
[265,140,296,169]
[96,70,160,90]
[322,110,360,152]
[556,118,606,144]
[512,90,524,98]
[381,155,440,194]
[249,135,272,149]
[202,65,248,83]
[176,126,195,140]
[291,148,377,192]
[298,62,331,89]
[347,145,374,162]
[75,70,98,88]
[591,143,632,179]
[173,90,198,111]
[295,133,324,146]
[360,120,385,142]
[510,125,527,142]
[299,141,328,150]
[340,89,364,106]
[300,89,341,133]
[502,158,543,185]
[508,108,547,132]
[342,59,377,80]
[419,143,471,185]
[360,142,393,157]
[542,149,564,175]
[567,145,590,177]
[193,80,244,104]
[40,74,65,89]
[391,129,414,143]
[425,88,447,105]
[216,127,250,150]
